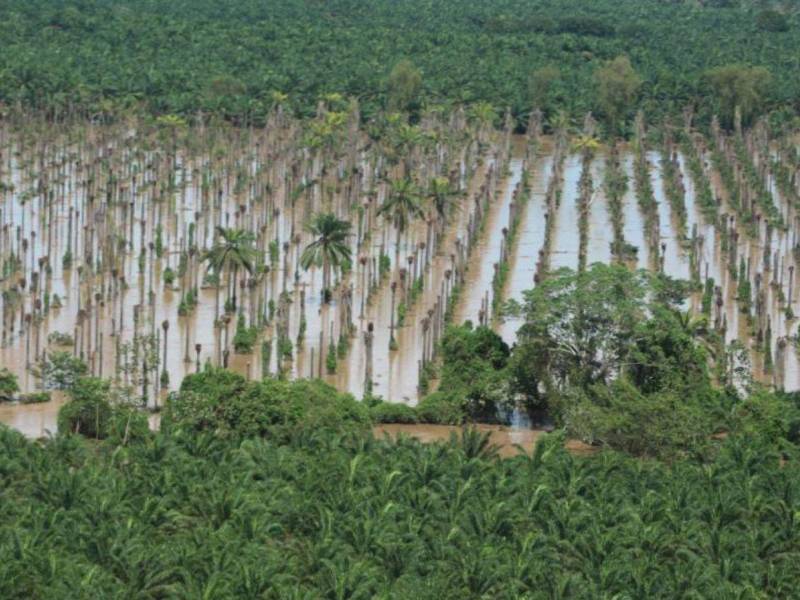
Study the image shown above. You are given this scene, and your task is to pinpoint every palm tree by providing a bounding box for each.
[379,178,424,255]
[203,227,257,316]
[427,176,459,237]
[301,213,352,300]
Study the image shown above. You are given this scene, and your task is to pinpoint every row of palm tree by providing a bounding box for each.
[1,416,798,598]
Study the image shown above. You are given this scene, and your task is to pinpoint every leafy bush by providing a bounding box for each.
[232,314,258,353]
[40,352,88,390]
[560,379,717,460]
[431,323,512,422]
[163,367,370,440]
[0,368,19,400]
[58,377,148,442]
[371,401,418,424]
[58,378,113,438]
[415,391,467,424]
[19,392,51,404]
[47,331,73,346]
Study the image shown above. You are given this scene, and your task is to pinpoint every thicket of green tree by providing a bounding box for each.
[1,385,799,597]
[371,264,800,459]
[1,0,798,130]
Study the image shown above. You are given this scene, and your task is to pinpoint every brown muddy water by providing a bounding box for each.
[2,120,799,430]
[0,404,594,458]
[374,423,596,457]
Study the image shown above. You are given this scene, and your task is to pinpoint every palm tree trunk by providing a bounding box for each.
[232,265,239,310]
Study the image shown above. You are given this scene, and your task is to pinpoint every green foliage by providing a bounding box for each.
[415,391,469,424]
[370,401,418,424]
[61,249,72,270]
[594,55,641,133]
[705,64,772,128]
[0,368,19,400]
[757,9,789,33]
[418,323,511,423]
[162,266,175,287]
[0,419,798,598]
[57,377,149,442]
[47,331,73,346]
[378,253,391,278]
[562,378,718,460]
[232,314,258,354]
[40,352,88,390]
[386,59,422,114]
[511,264,650,396]
[301,212,352,293]
[57,377,112,438]
[19,392,50,404]
[163,367,369,441]
[326,338,338,374]
[509,264,727,457]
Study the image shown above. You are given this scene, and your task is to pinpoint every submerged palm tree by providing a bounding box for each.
[301,213,352,299]
[203,227,257,316]
[427,176,460,235]
[380,178,424,254]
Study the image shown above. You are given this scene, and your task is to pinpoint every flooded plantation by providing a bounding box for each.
[2,107,800,438]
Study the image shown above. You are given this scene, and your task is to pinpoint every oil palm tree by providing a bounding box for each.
[379,178,424,255]
[427,176,459,236]
[301,213,352,300]
[203,226,257,316]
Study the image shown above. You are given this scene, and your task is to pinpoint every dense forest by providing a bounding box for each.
[0,0,798,129]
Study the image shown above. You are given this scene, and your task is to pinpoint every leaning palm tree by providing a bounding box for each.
[203,227,257,316]
[301,213,352,300]
[379,178,424,255]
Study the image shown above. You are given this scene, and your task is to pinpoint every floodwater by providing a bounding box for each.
[548,154,582,270]
[2,119,800,427]
[497,155,552,343]
[0,395,66,438]
[373,423,596,458]
[454,157,524,326]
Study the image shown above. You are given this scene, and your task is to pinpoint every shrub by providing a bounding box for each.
[41,352,88,390]
[371,401,418,424]
[58,378,113,438]
[559,379,716,460]
[57,377,148,442]
[163,367,370,440]
[416,391,467,424]
[19,392,51,404]
[0,368,19,400]
[47,331,74,346]
[232,314,258,353]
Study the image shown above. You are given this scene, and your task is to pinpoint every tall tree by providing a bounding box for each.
[594,56,641,135]
[203,227,257,315]
[301,213,352,299]
[386,59,422,115]
[705,64,772,129]
[427,176,460,237]
[379,178,424,254]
